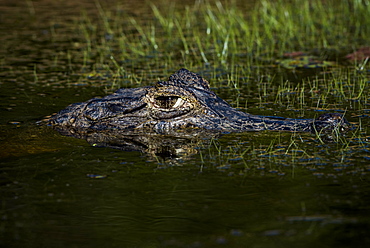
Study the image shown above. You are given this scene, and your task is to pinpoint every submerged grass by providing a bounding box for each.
[194,127,369,178]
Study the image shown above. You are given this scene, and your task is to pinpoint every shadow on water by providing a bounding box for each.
[1,0,370,247]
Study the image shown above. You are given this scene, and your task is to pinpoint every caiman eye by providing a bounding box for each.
[154,96,185,109]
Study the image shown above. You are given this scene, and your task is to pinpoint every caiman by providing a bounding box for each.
[48,68,350,135]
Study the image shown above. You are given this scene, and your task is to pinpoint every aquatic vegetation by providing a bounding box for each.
[67,0,369,114]
[195,129,370,178]
[275,54,335,69]
[71,0,370,73]
[346,47,370,62]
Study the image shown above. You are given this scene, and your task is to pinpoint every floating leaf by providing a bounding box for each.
[276,55,335,69]
[345,47,370,62]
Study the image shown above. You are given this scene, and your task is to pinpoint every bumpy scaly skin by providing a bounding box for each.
[48,68,350,135]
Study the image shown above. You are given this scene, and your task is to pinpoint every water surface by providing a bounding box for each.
[1,0,370,247]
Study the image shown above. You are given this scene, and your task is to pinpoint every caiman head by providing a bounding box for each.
[48,68,351,135]
[49,68,241,134]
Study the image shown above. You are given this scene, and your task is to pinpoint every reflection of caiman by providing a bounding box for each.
[48,68,350,136]
[73,129,215,161]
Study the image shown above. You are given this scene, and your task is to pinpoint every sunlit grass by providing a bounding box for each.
[27,0,367,130]
[69,0,369,112]
[74,0,370,73]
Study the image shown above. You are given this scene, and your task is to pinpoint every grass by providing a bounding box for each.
[23,0,369,169]
[64,0,369,108]
[73,0,370,70]
[193,125,369,177]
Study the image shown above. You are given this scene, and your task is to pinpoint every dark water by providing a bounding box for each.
[1,1,370,247]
